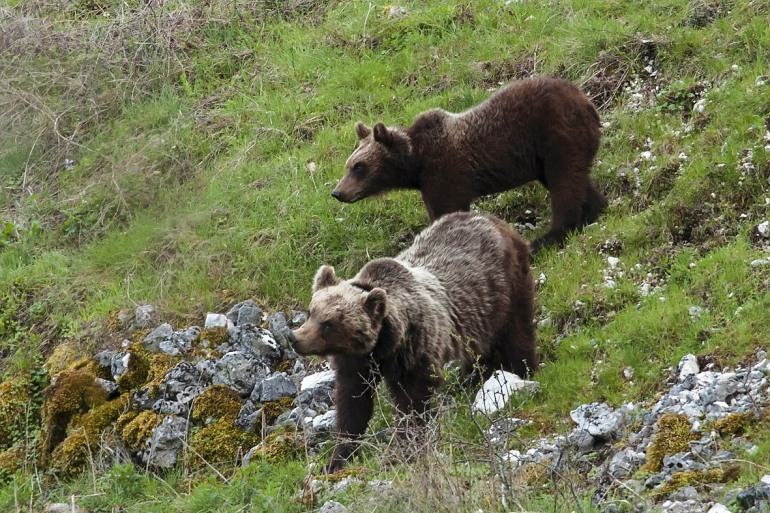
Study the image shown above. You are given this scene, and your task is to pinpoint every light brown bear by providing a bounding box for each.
[332,76,606,254]
[289,211,538,472]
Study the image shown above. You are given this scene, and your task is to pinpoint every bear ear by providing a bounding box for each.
[363,288,387,323]
[355,122,371,140]
[313,265,339,292]
[372,122,394,147]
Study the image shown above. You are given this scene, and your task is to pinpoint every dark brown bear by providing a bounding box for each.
[289,211,538,472]
[332,76,606,254]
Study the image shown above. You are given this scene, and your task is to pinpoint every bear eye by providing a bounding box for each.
[320,320,333,331]
[352,162,366,174]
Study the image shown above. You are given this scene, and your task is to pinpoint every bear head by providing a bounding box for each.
[332,122,413,203]
[290,265,388,357]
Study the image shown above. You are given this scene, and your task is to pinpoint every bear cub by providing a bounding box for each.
[289,211,538,472]
[333,76,607,254]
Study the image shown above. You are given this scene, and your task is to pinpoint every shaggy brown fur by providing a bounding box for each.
[289,211,537,472]
[333,76,606,254]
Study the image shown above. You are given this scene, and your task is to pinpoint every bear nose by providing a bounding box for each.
[331,190,341,200]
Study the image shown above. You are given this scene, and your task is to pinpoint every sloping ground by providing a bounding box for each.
[1,0,770,511]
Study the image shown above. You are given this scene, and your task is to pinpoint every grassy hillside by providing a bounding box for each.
[1,0,770,511]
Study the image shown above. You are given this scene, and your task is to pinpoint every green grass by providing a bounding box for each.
[2,0,770,510]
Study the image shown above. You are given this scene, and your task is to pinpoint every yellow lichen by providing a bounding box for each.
[248,430,304,464]
[643,414,698,472]
[712,413,754,436]
[0,377,33,448]
[120,410,163,452]
[188,416,259,470]
[191,385,242,423]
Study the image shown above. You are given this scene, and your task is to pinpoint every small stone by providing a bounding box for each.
[226,300,263,327]
[472,370,539,415]
[44,504,88,513]
[607,256,620,268]
[758,221,770,237]
[762,475,770,485]
[688,306,704,318]
[678,354,700,381]
[143,415,188,468]
[143,323,174,351]
[251,372,297,403]
[135,304,156,328]
[751,258,770,267]
[317,500,349,513]
[312,410,336,432]
[204,313,231,329]
[569,402,623,439]
[707,504,731,513]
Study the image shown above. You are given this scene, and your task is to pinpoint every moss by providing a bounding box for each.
[247,430,304,464]
[191,385,242,423]
[0,377,34,449]
[48,429,93,477]
[652,464,741,499]
[711,412,755,436]
[44,342,83,377]
[119,410,163,452]
[39,369,110,466]
[0,444,25,482]
[275,359,294,373]
[115,349,150,392]
[200,327,230,347]
[643,414,698,472]
[260,396,295,425]
[115,344,174,393]
[188,416,259,470]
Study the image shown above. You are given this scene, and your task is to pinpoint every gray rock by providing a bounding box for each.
[143,323,174,351]
[311,410,336,432]
[95,378,118,397]
[567,428,596,454]
[291,310,308,327]
[669,485,698,501]
[608,448,646,479]
[317,500,349,513]
[707,504,731,513]
[135,304,156,328]
[251,372,296,403]
[212,352,271,397]
[570,402,623,440]
[472,370,539,415]
[268,312,293,350]
[226,300,263,327]
[662,452,705,473]
[94,350,129,380]
[738,484,770,509]
[159,326,201,355]
[299,370,336,409]
[751,258,770,267]
[233,325,281,359]
[486,417,529,446]
[142,415,188,468]
[235,401,260,432]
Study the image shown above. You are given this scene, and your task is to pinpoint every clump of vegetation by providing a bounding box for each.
[652,464,741,499]
[39,369,111,465]
[200,327,230,348]
[643,414,699,472]
[247,430,305,465]
[118,410,163,452]
[191,385,242,423]
[188,418,260,471]
[711,412,755,436]
[0,376,35,449]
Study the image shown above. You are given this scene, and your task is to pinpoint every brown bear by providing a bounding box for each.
[289,211,538,472]
[332,76,606,254]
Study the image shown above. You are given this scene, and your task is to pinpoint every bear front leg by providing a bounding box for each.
[327,355,380,473]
